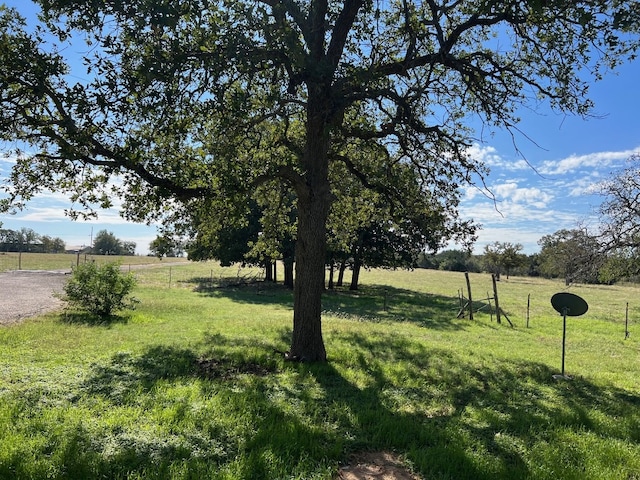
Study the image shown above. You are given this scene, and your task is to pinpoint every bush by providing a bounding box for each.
[63,262,138,318]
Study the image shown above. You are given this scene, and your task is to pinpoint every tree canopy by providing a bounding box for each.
[483,241,526,280]
[538,229,603,285]
[595,156,640,281]
[92,229,136,256]
[0,226,65,253]
[1,0,638,360]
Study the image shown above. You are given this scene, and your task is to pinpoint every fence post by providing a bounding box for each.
[492,274,501,324]
[465,272,473,320]
[626,302,630,339]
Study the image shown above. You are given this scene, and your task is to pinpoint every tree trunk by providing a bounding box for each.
[283,256,294,289]
[264,260,273,282]
[290,192,329,361]
[288,91,332,362]
[350,256,361,291]
[328,260,335,290]
[337,258,347,287]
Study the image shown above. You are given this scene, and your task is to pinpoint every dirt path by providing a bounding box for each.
[0,263,189,326]
[0,270,69,326]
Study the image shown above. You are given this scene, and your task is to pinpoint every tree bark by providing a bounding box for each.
[283,256,294,289]
[290,192,329,361]
[337,258,347,287]
[264,260,273,282]
[288,91,332,362]
[349,257,361,291]
[328,260,335,290]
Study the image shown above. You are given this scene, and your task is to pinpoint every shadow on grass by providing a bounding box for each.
[59,309,130,326]
[189,276,296,307]
[187,276,474,330]
[5,332,639,479]
[322,283,493,330]
[304,332,640,479]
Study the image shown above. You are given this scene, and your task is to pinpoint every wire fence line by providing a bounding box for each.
[0,252,266,290]
[0,252,186,273]
[131,263,266,290]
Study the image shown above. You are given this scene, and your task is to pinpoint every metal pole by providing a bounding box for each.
[625,302,630,339]
[561,308,567,376]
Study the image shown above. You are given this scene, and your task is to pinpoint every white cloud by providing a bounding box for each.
[466,143,532,172]
[539,147,640,175]
[472,227,546,254]
[461,201,573,226]
[11,206,130,224]
[492,181,552,208]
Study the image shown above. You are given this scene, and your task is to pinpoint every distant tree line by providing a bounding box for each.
[92,230,136,256]
[151,156,640,289]
[0,226,138,256]
[0,227,65,253]
[417,226,640,286]
[152,224,639,289]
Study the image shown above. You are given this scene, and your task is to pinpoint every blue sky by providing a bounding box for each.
[1,1,639,255]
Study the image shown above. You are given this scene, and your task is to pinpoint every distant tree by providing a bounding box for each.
[17,227,39,253]
[483,242,526,280]
[40,235,66,253]
[327,158,475,290]
[92,230,123,255]
[598,249,640,284]
[415,252,438,270]
[538,229,602,285]
[185,198,264,267]
[121,241,136,256]
[247,185,297,288]
[149,235,181,259]
[431,250,480,272]
[0,228,20,252]
[525,254,542,277]
[596,157,640,281]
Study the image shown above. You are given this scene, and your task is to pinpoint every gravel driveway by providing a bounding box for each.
[0,270,69,326]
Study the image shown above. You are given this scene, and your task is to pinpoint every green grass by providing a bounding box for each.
[0,252,188,272]
[1,265,640,479]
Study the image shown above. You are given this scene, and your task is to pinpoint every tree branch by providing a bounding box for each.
[327,0,365,69]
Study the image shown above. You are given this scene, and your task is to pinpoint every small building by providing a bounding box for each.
[65,245,93,254]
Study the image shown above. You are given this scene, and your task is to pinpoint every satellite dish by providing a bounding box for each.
[550,292,588,379]
[551,292,588,317]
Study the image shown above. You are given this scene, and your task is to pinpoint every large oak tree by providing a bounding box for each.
[596,155,640,281]
[1,1,638,360]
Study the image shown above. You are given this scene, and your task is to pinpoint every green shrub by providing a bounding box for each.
[63,262,138,318]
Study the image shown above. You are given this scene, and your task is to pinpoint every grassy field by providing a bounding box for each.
[0,252,188,273]
[1,263,640,479]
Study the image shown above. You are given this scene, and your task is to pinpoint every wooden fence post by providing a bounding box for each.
[492,274,501,324]
[465,272,473,320]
